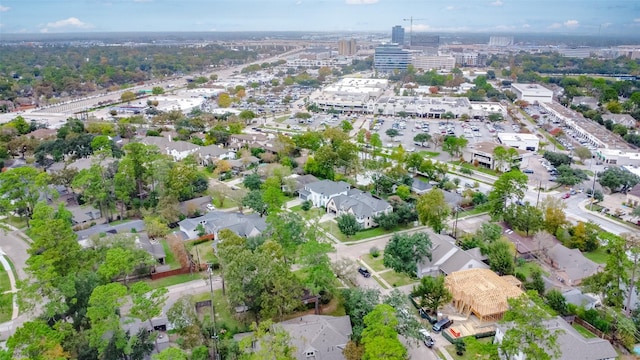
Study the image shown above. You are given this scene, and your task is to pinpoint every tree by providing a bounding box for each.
[337,214,360,237]
[416,188,451,234]
[97,247,154,286]
[243,190,267,216]
[383,232,432,276]
[487,170,528,219]
[152,347,188,360]
[121,91,136,103]
[87,283,129,357]
[129,282,169,350]
[413,133,431,147]
[541,196,567,235]
[261,176,285,214]
[361,304,407,360]
[6,320,67,360]
[411,275,452,315]
[342,288,380,342]
[217,93,232,107]
[243,173,263,190]
[442,135,468,158]
[543,151,571,167]
[0,167,50,222]
[583,233,630,308]
[151,86,164,95]
[574,146,592,163]
[555,165,588,186]
[483,239,515,275]
[499,293,562,360]
[545,289,568,316]
[598,166,640,193]
[503,203,544,236]
[385,128,399,140]
[341,120,354,132]
[239,321,296,360]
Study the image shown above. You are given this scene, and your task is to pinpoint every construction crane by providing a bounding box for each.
[402,17,426,46]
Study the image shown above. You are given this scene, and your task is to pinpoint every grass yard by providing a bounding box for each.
[146,272,203,289]
[417,151,440,158]
[515,261,547,279]
[160,239,182,270]
[194,289,251,334]
[372,275,389,289]
[379,270,418,288]
[572,323,597,339]
[457,206,489,218]
[289,205,325,220]
[361,253,386,272]
[187,240,218,266]
[4,215,27,230]
[444,337,497,360]
[0,293,12,323]
[0,270,10,293]
[584,247,609,264]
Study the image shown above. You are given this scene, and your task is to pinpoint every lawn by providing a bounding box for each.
[379,270,418,288]
[160,239,182,270]
[584,247,609,264]
[193,289,251,334]
[457,206,489,218]
[187,241,218,266]
[417,151,440,158]
[515,261,547,278]
[444,337,497,360]
[4,215,27,230]
[361,253,385,272]
[573,323,597,339]
[145,272,203,289]
[320,220,406,242]
[0,270,10,293]
[372,275,389,289]
[289,206,325,220]
[0,293,12,323]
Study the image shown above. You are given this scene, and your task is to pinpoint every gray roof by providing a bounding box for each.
[602,113,636,127]
[547,244,601,282]
[412,178,433,192]
[329,189,391,218]
[179,195,212,215]
[442,190,462,206]
[141,136,200,153]
[293,174,320,191]
[196,145,229,157]
[417,234,488,276]
[178,211,267,238]
[279,315,352,360]
[132,233,166,260]
[498,317,617,360]
[67,205,101,224]
[562,289,599,309]
[305,180,350,196]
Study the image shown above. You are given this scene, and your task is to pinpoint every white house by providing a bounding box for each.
[140,136,200,161]
[298,180,350,208]
[326,189,392,229]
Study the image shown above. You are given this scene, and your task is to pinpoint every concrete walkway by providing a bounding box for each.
[438,347,456,360]
[0,249,19,320]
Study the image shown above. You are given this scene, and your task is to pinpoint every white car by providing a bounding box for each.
[206,204,216,211]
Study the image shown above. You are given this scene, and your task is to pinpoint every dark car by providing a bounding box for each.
[432,318,453,332]
[358,267,371,278]
[523,169,534,174]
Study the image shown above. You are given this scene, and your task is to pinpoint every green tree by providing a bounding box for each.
[87,283,129,357]
[6,320,68,360]
[152,347,188,360]
[483,238,515,275]
[239,321,296,360]
[503,203,544,236]
[416,188,451,234]
[385,128,399,140]
[383,232,432,276]
[243,190,267,216]
[151,86,165,95]
[341,120,354,132]
[598,166,640,193]
[243,173,263,190]
[499,293,562,360]
[413,133,431,147]
[97,247,154,287]
[337,213,360,237]
[487,170,528,219]
[129,282,169,350]
[442,135,468,158]
[361,304,407,360]
[121,91,136,103]
[411,275,452,315]
[574,146,592,163]
[261,176,285,214]
[545,289,568,316]
[582,233,630,308]
[0,167,50,222]
[239,109,257,124]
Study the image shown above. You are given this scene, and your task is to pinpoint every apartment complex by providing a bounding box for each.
[411,55,456,71]
[338,39,357,56]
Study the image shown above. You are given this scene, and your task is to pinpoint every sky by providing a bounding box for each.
[0,0,639,35]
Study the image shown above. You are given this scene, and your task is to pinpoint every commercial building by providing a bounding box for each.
[497,132,540,151]
[488,36,514,47]
[596,149,640,166]
[338,39,357,56]
[462,141,530,172]
[374,44,411,73]
[510,83,554,104]
[391,25,405,45]
[410,34,439,48]
[411,55,456,71]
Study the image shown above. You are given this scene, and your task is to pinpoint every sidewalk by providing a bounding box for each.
[578,199,638,233]
[0,250,19,320]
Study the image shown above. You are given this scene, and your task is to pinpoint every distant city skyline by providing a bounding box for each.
[1,0,639,36]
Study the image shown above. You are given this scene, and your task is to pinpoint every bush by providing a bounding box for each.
[370,247,380,258]
[301,200,312,211]
[459,167,474,175]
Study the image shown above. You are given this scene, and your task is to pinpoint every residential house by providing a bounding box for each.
[298,180,350,208]
[178,211,267,240]
[195,145,236,166]
[495,316,617,360]
[411,178,433,195]
[627,183,640,208]
[229,133,269,150]
[229,156,260,173]
[546,244,602,286]
[562,288,600,311]
[283,174,320,195]
[47,156,114,174]
[279,315,352,360]
[179,195,213,216]
[140,136,200,161]
[67,205,102,226]
[236,315,352,360]
[326,189,392,229]
[417,233,488,278]
[602,113,637,128]
[442,190,463,207]
[571,96,599,110]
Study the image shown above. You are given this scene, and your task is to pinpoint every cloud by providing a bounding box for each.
[345,0,378,4]
[522,24,531,28]
[490,0,503,6]
[547,23,562,29]
[411,24,432,32]
[40,17,94,33]
[0,5,10,11]
[564,19,579,28]
[634,18,640,23]
[295,0,302,4]
[444,5,455,11]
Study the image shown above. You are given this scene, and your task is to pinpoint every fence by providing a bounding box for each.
[568,316,612,341]
[150,263,207,280]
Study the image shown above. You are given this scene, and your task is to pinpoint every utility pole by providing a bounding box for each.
[536,180,542,207]
[589,172,598,211]
[208,267,219,360]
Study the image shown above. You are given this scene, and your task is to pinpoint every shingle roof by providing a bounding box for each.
[278,315,352,360]
[330,189,391,218]
[628,184,640,198]
[547,244,601,282]
[305,180,350,195]
[178,211,267,238]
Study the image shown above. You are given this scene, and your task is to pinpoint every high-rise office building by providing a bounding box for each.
[374,44,410,73]
[391,25,405,45]
[338,39,357,56]
[410,34,439,48]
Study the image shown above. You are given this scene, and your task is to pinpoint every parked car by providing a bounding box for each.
[569,189,577,195]
[206,204,216,211]
[523,169,534,174]
[419,329,435,348]
[432,318,453,332]
[358,267,371,278]
[562,193,571,199]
